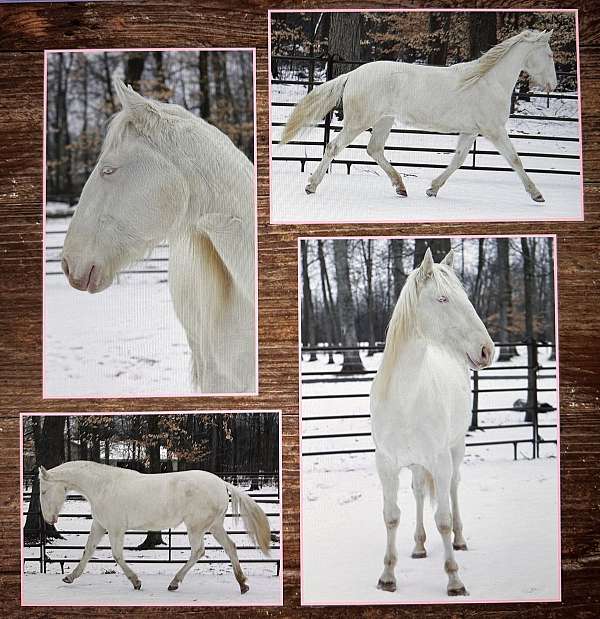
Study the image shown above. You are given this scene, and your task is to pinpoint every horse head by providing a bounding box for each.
[522,30,558,93]
[414,248,495,370]
[61,79,190,293]
[39,466,67,526]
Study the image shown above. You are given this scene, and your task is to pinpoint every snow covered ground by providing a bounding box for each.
[44,217,193,397]
[23,487,282,606]
[271,81,582,223]
[301,347,560,604]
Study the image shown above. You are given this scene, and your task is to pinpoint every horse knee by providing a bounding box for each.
[435,512,452,536]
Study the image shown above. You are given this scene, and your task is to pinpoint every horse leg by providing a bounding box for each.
[450,442,468,551]
[375,451,401,592]
[211,522,249,594]
[366,116,407,197]
[108,529,142,590]
[410,465,427,559]
[426,133,476,197]
[168,527,205,591]
[486,129,544,202]
[63,520,106,583]
[306,124,363,194]
[433,454,468,596]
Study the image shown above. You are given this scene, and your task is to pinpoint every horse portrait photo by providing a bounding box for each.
[43,49,257,397]
[270,10,581,223]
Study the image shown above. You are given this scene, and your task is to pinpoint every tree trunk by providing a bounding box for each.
[317,240,336,364]
[390,239,405,302]
[125,51,146,92]
[469,13,497,59]
[198,52,211,119]
[24,416,66,542]
[496,238,517,361]
[329,13,361,78]
[546,238,556,361]
[360,240,376,355]
[301,240,318,361]
[521,238,536,422]
[333,240,365,373]
[137,416,165,549]
[428,13,450,66]
[413,238,451,268]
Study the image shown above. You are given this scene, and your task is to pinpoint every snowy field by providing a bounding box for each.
[301,348,560,604]
[271,81,582,223]
[44,216,193,397]
[23,487,282,606]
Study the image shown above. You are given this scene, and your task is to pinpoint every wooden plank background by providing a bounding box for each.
[0,1,599,616]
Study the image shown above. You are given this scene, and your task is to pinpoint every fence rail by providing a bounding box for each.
[271,53,580,176]
[301,340,557,461]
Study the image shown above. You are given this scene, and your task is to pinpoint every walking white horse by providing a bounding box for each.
[281,30,557,202]
[61,79,256,393]
[39,461,271,594]
[370,248,495,596]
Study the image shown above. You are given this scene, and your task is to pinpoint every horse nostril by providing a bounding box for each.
[61,258,69,277]
[481,346,488,360]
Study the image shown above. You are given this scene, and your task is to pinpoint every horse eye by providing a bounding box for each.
[101,166,116,176]
[437,295,449,304]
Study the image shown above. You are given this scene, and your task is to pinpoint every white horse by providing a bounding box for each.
[61,79,256,393]
[281,30,557,203]
[370,248,494,596]
[39,461,271,594]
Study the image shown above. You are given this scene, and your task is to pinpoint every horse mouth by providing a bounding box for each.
[66,264,111,294]
[466,353,483,370]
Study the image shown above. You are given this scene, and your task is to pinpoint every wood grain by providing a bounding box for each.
[0,1,599,616]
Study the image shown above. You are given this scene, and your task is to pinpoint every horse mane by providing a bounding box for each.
[375,263,464,394]
[49,460,135,483]
[459,29,545,89]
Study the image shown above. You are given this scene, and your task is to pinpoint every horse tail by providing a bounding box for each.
[280,73,350,144]
[424,470,436,507]
[226,483,271,556]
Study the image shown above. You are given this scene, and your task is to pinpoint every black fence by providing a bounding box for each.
[301,340,557,461]
[23,473,280,576]
[271,54,580,176]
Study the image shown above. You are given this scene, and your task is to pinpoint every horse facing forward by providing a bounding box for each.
[281,30,557,203]
[60,79,256,394]
[39,461,271,594]
[370,248,494,596]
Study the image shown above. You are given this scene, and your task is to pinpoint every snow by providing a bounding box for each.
[44,217,193,397]
[302,456,559,604]
[23,487,282,605]
[23,573,281,606]
[301,348,560,603]
[270,82,582,223]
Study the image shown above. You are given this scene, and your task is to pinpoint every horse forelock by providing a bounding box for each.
[459,29,547,89]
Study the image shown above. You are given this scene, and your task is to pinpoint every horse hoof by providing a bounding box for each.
[426,187,437,198]
[453,543,468,551]
[411,550,427,559]
[395,186,408,197]
[62,576,74,584]
[448,586,468,597]
[377,579,396,592]
[305,184,316,195]
[240,583,250,595]
[133,581,142,590]
[168,582,179,591]
[532,193,545,203]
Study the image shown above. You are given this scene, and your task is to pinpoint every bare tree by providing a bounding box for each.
[301,240,318,361]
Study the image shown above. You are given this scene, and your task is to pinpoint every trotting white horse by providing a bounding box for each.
[370,248,495,596]
[61,79,256,393]
[281,30,557,202]
[39,461,271,594]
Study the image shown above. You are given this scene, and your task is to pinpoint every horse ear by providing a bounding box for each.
[418,247,434,280]
[441,249,455,269]
[545,29,554,42]
[39,466,49,480]
[113,78,160,118]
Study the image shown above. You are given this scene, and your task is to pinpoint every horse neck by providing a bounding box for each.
[54,462,108,504]
[486,42,533,95]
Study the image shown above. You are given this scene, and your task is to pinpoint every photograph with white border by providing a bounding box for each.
[21,411,282,607]
[270,10,582,223]
[299,236,560,604]
[43,48,258,397]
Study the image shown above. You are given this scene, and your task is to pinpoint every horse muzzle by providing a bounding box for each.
[62,257,111,294]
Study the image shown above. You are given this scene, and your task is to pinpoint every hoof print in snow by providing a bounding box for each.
[377,579,396,592]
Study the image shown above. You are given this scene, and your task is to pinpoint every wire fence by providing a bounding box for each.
[23,473,281,576]
[271,54,580,176]
[301,340,557,461]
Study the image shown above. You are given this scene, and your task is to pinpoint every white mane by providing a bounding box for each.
[376,263,464,393]
[459,29,547,89]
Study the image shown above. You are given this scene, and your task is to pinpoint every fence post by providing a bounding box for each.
[469,370,479,431]
[323,57,334,153]
[527,338,540,459]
